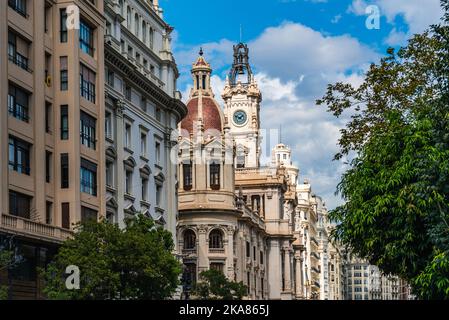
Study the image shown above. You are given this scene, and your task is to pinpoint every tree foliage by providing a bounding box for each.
[0,248,13,300]
[191,269,247,300]
[42,215,181,300]
[317,0,449,300]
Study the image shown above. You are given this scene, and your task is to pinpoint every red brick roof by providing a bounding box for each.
[181,97,222,134]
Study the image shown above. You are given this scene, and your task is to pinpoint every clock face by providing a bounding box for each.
[233,110,247,126]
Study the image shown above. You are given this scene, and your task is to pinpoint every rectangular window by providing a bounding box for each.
[125,123,131,148]
[9,191,31,219]
[60,105,69,140]
[246,241,251,258]
[45,151,52,183]
[105,112,113,139]
[125,85,131,100]
[156,185,162,207]
[61,203,70,229]
[125,170,132,194]
[8,0,27,17]
[46,201,52,225]
[8,84,29,122]
[80,111,96,150]
[141,97,147,112]
[60,9,68,42]
[79,20,94,56]
[107,70,114,86]
[253,246,256,261]
[80,158,97,196]
[106,161,114,187]
[80,64,96,103]
[61,153,69,189]
[155,142,161,164]
[140,132,147,157]
[210,263,224,274]
[9,136,31,175]
[60,56,68,91]
[260,251,264,264]
[183,162,193,191]
[81,206,98,223]
[210,163,220,190]
[8,31,30,71]
[45,102,52,133]
[142,178,148,201]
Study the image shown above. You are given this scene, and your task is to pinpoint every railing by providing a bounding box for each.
[182,248,198,256]
[1,213,73,242]
[235,167,276,176]
[209,248,225,254]
[9,52,32,73]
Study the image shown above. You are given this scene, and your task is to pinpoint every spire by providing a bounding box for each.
[229,43,253,86]
[190,49,213,98]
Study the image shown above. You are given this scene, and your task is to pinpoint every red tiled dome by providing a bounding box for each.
[181,97,223,134]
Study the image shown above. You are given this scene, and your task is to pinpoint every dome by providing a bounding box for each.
[181,96,223,134]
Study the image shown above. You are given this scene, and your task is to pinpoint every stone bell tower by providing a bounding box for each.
[222,43,262,169]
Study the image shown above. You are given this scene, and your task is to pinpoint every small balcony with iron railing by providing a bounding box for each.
[1,213,73,244]
[209,247,226,255]
[182,247,198,257]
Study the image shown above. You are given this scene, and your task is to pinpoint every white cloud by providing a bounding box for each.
[348,0,443,45]
[175,22,379,209]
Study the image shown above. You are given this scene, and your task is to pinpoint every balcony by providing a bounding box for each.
[182,248,198,256]
[209,248,225,254]
[1,213,73,244]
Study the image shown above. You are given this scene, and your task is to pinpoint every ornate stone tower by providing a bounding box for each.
[222,43,262,169]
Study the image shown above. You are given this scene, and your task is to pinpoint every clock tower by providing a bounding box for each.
[222,43,262,168]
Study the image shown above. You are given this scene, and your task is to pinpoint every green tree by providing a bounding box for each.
[317,0,449,300]
[0,248,13,300]
[191,269,247,300]
[42,215,182,300]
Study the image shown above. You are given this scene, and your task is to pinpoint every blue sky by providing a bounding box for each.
[160,0,444,209]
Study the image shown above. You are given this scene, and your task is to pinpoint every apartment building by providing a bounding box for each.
[0,0,106,299]
[0,0,186,299]
[103,0,186,237]
[343,255,402,301]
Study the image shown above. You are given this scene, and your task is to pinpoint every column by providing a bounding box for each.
[115,100,125,228]
[226,226,235,280]
[197,225,208,273]
[284,247,291,292]
[295,252,303,299]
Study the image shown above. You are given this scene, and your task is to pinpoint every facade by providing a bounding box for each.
[0,0,106,299]
[177,50,269,300]
[0,0,186,299]
[103,0,186,238]
[343,255,404,301]
[176,44,341,301]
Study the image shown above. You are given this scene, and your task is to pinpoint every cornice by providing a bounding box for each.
[105,43,187,121]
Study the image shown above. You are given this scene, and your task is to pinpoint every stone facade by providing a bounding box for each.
[176,44,343,300]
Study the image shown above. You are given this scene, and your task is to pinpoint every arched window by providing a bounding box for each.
[135,14,139,37]
[184,229,196,250]
[126,7,131,29]
[142,21,147,43]
[209,229,223,249]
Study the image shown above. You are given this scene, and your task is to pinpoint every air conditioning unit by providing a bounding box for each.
[45,75,52,87]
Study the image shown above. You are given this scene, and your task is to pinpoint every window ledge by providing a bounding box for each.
[124,147,134,154]
[124,193,135,202]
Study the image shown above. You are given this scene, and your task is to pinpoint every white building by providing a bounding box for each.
[103,0,187,239]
